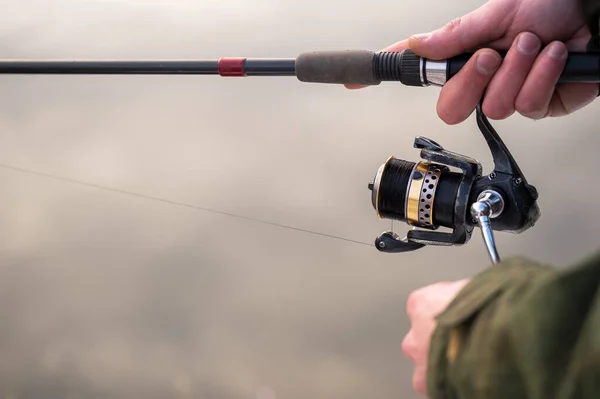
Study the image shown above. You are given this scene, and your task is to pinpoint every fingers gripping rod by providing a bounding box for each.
[0,50,599,85]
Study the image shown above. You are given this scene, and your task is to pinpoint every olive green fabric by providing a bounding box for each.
[426,251,600,399]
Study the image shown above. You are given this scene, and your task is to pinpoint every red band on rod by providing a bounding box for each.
[218,57,246,76]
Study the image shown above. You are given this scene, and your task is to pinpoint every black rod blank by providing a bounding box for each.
[0,58,297,75]
[0,60,220,74]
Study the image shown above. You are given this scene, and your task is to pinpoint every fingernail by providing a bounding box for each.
[476,51,501,75]
[546,42,567,59]
[411,32,430,41]
[517,32,540,55]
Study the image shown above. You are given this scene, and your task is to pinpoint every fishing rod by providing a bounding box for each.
[1,48,595,264]
[0,49,599,85]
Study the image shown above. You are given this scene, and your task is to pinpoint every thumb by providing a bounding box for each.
[408,0,511,59]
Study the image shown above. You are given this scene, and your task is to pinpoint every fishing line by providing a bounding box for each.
[0,163,373,247]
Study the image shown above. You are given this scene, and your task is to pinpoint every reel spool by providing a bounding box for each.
[369,157,463,230]
[368,103,541,264]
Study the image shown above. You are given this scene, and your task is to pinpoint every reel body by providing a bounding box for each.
[368,104,540,263]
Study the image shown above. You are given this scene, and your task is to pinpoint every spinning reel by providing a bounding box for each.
[368,103,540,264]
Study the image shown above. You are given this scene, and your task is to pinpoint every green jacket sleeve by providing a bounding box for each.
[425,251,600,399]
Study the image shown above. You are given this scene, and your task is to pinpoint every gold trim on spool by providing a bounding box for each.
[406,162,428,225]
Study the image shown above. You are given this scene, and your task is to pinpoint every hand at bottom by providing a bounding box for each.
[402,279,471,396]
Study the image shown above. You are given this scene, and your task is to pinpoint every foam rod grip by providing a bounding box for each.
[295,50,381,85]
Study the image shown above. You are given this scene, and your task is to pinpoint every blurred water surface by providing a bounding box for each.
[0,0,597,398]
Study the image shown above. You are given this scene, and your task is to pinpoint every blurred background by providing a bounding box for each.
[0,0,597,398]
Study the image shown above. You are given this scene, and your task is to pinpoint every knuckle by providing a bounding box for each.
[406,292,419,317]
[515,97,543,118]
[436,102,462,125]
[520,112,545,120]
[446,114,466,125]
[401,333,416,356]
[444,17,463,33]
[413,371,427,396]
[483,99,514,120]
[491,109,514,120]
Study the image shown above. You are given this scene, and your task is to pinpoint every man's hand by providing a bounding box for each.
[348,0,599,124]
[402,279,470,397]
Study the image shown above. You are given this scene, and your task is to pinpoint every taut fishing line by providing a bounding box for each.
[0,163,373,247]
